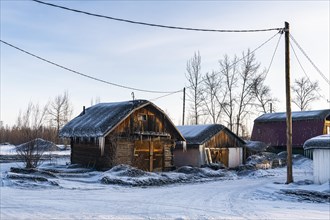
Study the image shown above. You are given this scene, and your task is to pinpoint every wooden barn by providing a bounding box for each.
[59,100,185,171]
[251,109,330,153]
[173,124,246,168]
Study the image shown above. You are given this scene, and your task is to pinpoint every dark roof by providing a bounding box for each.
[303,135,330,150]
[254,109,330,123]
[59,100,184,139]
[177,124,245,145]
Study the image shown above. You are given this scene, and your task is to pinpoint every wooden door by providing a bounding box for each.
[133,140,163,171]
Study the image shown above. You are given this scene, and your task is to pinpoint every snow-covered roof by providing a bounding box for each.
[61,99,174,138]
[60,100,184,140]
[303,135,330,150]
[254,109,330,123]
[177,124,245,145]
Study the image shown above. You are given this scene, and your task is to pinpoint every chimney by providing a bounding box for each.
[83,106,86,115]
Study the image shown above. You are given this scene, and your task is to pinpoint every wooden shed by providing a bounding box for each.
[251,109,330,153]
[303,135,330,184]
[173,124,245,168]
[59,100,185,171]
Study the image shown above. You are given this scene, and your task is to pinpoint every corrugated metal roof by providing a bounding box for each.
[254,109,330,123]
[177,124,245,145]
[59,100,148,138]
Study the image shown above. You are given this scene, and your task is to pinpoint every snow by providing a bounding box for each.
[1,145,329,219]
[245,140,268,152]
[303,134,330,150]
[0,145,17,155]
[254,109,330,122]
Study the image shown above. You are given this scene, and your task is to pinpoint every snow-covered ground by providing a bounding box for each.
[0,145,329,219]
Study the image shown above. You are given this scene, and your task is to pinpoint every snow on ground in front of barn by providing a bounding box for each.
[1,145,329,219]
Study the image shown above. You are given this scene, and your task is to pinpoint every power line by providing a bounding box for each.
[265,31,283,78]
[150,89,183,102]
[289,34,330,85]
[0,40,180,94]
[290,41,326,100]
[185,31,281,91]
[32,0,282,33]
[150,32,281,101]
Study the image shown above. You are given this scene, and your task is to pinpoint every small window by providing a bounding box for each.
[138,114,147,121]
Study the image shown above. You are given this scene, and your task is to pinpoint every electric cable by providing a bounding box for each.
[289,34,329,85]
[290,41,326,100]
[185,31,281,91]
[264,31,283,78]
[32,0,282,33]
[0,40,181,94]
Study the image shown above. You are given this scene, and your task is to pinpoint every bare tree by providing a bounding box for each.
[185,51,204,125]
[218,55,239,131]
[235,50,260,135]
[15,102,48,168]
[47,91,73,135]
[252,71,278,113]
[291,77,320,111]
[202,71,223,123]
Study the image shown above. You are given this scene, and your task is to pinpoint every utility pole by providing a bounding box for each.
[285,21,293,184]
[182,87,186,125]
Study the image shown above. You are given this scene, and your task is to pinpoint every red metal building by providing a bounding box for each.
[251,109,330,152]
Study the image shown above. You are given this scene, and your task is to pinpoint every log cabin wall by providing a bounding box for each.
[61,100,185,171]
[100,105,177,171]
[71,138,101,168]
[111,105,170,135]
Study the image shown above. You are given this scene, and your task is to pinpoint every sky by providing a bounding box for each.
[1,0,329,129]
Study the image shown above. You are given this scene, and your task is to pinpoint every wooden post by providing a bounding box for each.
[149,141,154,172]
[285,21,293,184]
[182,87,186,125]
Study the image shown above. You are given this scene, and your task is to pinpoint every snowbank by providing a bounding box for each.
[100,165,236,187]
[1,155,329,219]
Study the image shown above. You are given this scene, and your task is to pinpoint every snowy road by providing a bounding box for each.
[0,152,329,220]
[1,175,329,220]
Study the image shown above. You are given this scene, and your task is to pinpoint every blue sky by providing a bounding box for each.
[1,0,329,127]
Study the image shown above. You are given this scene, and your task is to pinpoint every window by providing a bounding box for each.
[138,114,147,121]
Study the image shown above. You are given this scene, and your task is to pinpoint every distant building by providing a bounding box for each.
[303,135,330,184]
[251,109,330,153]
[174,124,245,168]
[60,100,185,171]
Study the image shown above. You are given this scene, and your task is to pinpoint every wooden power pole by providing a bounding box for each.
[182,87,186,125]
[285,21,293,184]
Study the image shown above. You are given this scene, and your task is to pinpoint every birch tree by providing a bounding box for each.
[202,71,222,123]
[251,71,278,113]
[291,77,320,111]
[219,55,238,131]
[47,91,73,135]
[185,51,204,125]
[235,50,259,135]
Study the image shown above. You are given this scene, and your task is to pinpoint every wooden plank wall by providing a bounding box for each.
[71,142,100,167]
